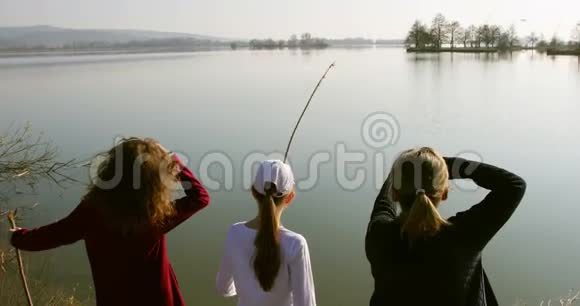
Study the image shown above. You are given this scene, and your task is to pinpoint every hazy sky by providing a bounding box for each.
[1,0,579,39]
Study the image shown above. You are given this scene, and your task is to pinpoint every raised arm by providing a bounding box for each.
[11,201,90,251]
[163,154,211,233]
[445,157,527,247]
[365,171,398,267]
[290,238,317,306]
[368,171,398,229]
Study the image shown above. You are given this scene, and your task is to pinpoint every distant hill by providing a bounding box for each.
[0,25,230,48]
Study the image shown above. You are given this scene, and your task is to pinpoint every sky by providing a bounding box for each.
[1,0,579,40]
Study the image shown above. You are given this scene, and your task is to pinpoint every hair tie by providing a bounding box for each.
[416,188,426,195]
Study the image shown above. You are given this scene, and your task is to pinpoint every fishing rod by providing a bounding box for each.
[283,62,336,163]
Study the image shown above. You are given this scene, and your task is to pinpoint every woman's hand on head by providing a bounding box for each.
[156,143,171,154]
[9,227,22,232]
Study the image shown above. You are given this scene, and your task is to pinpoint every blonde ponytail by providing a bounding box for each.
[401,192,450,241]
[390,147,451,242]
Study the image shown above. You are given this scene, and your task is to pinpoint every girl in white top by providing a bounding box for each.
[216,160,316,306]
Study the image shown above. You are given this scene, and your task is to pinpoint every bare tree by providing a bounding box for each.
[497,32,511,50]
[479,25,501,48]
[549,35,561,49]
[479,25,492,47]
[527,32,539,48]
[489,25,501,47]
[572,22,580,48]
[458,27,470,48]
[508,25,519,49]
[300,33,312,46]
[288,34,298,48]
[476,25,487,48]
[467,25,478,47]
[431,13,449,49]
[405,20,430,48]
[455,28,467,48]
[448,21,461,49]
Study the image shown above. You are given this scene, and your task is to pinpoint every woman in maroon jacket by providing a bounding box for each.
[10,137,210,306]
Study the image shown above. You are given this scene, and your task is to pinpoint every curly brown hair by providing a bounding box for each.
[85,137,178,234]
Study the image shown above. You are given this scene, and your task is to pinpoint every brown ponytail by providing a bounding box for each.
[252,185,281,291]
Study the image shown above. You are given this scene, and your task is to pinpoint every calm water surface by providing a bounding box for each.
[1,48,579,305]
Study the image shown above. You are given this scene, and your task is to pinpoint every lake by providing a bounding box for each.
[1,47,579,305]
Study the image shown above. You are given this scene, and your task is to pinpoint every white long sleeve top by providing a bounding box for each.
[216,222,317,306]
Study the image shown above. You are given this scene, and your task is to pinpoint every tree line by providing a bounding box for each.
[243,34,406,50]
[406,13,580,51]
[246,33,329,50]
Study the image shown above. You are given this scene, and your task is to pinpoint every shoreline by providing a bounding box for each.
[407,47,580,56]
[546,49,580,56]
[407,47,502,53]
[0,46,231,58]
[0,44,405,58]
[407,47,500,53]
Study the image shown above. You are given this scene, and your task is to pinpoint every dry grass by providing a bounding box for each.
[1,229,93,305]
[0,271,91,305]
[514,290,580,306]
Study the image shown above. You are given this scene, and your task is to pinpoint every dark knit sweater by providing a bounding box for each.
[366,157,526,306]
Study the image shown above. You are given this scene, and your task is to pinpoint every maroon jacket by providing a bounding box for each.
[11,156,210,306]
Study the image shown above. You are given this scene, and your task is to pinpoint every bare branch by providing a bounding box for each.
[0,124,81,200]
[7,210,34,306]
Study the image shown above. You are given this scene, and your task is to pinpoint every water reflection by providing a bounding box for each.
[404,50,580,67]
[0,51,204,68]
[406,51,518,63]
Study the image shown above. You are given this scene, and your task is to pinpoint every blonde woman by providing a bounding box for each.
[11,138,210,306]
[366,147,526,306]
[216,160,316,306]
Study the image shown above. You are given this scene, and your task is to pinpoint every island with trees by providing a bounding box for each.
[544,22,580,55]
[406,13,580,55]
[246,33,329,50]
